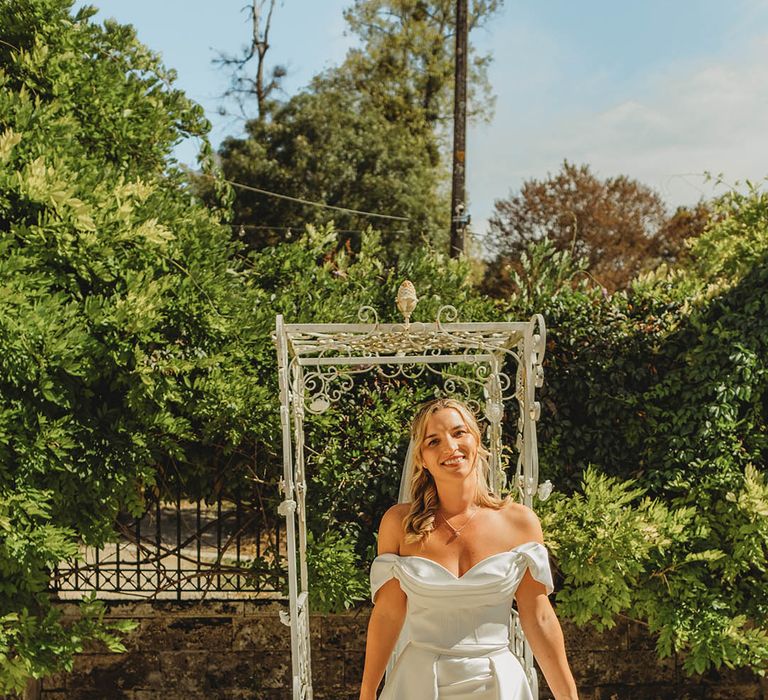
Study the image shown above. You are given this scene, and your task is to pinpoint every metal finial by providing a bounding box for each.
[396,280,418,326]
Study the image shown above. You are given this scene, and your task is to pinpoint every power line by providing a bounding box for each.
[228,223,409,234]
[201,172,411,222]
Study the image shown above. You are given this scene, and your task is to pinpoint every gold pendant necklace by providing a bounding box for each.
[439,507,479,537]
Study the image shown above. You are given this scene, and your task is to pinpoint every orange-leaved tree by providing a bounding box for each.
[483,161,709,294]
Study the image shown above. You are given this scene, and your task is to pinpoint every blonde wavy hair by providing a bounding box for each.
[402,398,512,545]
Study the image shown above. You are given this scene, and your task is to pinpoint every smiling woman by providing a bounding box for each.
[401,398,506,547]
[358,398,579,700]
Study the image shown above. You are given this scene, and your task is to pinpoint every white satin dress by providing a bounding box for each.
[370,541,554,700]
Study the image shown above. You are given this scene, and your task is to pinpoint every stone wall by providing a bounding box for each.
[36,600,766,699]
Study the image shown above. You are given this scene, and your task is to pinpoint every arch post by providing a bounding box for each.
[275,314,312,698]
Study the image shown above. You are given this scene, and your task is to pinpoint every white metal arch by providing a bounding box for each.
[273,281,547,699]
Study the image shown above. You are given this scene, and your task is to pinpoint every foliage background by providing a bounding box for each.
[0,0,255,690]
[0,0,766,693]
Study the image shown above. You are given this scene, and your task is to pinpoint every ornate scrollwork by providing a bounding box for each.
[302,366,358,414]
[436,304,459,327]
[357,305,379,326]
[297,356,518,417]
[290,300,526,413]
[376,362,428,382]
[285,295,525,361]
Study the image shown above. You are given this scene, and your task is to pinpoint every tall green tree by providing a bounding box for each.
[0,0,265,690]
[214,0,503,253]
[217,82,448,251]
[338,0,502,127]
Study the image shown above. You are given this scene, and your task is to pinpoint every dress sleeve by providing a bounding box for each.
[370,553,399,604]
[518,541,555,595]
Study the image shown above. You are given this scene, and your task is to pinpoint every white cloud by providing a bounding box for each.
[469,34,768,234]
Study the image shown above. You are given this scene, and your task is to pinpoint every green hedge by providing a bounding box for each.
[504,189,768,675]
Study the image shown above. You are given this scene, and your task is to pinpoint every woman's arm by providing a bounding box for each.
[359,505,408,700]
[510,504,579,700]
[516,580,578,700]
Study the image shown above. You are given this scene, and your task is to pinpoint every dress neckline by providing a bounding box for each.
[378,540,544,580]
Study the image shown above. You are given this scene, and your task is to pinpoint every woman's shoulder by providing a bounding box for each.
[381,502,411,528]
[498,499,544,542]
[384,502,411,517]
[377,502,410,554]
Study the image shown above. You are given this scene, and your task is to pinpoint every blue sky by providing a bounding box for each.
[74,0,768,233]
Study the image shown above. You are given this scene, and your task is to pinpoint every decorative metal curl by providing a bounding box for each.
[436,304,459,327]
[303,367,356,414]
[357,305,380,326]
[376,363,428,381]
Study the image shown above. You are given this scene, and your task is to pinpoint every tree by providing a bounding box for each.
[216,82,449,251]
[338,0,502,128]
[0,0,264,690]
[214,0,285,121]
[656,200,712,267]
[213,0,504,254]
[484,161,709,293]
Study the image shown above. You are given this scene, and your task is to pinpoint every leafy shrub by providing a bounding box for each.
[306,526,369,613]
[542,465,768,675]
[0,0,260,690]
[514,186,768,676]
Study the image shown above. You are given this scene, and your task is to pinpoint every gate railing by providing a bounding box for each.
[51,486,286,600]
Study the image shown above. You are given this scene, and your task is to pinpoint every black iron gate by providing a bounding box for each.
[51,486,285,599]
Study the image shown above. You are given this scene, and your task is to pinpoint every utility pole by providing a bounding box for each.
[449,0,469,258]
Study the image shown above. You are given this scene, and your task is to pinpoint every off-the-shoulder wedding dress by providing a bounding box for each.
[370,541,554,700]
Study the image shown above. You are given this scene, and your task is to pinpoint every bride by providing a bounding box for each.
[359,398,579,699]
